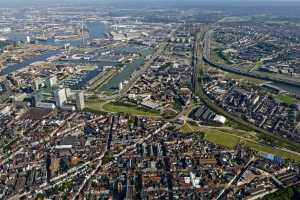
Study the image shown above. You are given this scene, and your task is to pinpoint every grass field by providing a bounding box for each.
[196,72,300,154]
[211,43,264,73]
[202,61,266,86]
[204,129,241,149]
[211,49,232,65]
[180,122,300,161]
[224,72,267,85]
[180,122,200,133]
[243,141,300,161]
[182,103,200,118]
[274,94,299,105]
[85,98,106,108]
[248,60,263,72]
[86,99,161,118]
[102,102,160,117]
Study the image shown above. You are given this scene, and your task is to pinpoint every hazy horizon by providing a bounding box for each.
[1,0,300,6]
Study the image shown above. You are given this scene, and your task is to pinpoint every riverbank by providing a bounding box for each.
[0,49,61,76]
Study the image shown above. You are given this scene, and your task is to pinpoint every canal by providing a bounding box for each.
[99,48,152,93]
[271,82,300,96]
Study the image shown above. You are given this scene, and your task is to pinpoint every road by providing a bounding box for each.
[72,122,171,200]
[192,33,201,95]
[203,29,213,59]
[216,157,255,200]
[202,29,300,88]
[84,34,172,101]
[84,29,177,102]
[195,30,300,153]
[119,29,177,97]
[13,114,110,200]
[119,43,167,96]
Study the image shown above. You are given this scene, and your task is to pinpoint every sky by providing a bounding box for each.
[0,0,300,8]
[0,0,300,3]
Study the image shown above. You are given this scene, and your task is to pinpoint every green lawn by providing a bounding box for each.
[204,129,241,149]
[244,141,300,161]
[211,49,232,65]
[180,123,199,133]
[84,99,107,114]
[103,102,160,117]
[86,99,161,118]
[181,124,241,149]
[274,94,299,105]
[249,60,263,72]
[204,55,266,85]
[205,129,300,161]
[224,72,266,85]
[180,123,300,161]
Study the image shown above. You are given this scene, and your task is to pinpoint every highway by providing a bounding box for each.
[195,30,300,154]
[202,30,300,88]
[192,33,200,94]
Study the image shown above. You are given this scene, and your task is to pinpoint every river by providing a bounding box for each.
[40,21,109,46]
[0,50,61,76]
[4,22,154,94]
[1,21,109,76]
[7,21,109,45]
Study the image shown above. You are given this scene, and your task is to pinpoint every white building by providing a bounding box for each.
[119,82,123,91]
[65,88,72,98]
[61,105,76,111]
[36,102,56,110]
[214,115,227,125]
[26,36,31,43]
[33,78,40,91]
[54,88,67,108]
[47,75,58,88]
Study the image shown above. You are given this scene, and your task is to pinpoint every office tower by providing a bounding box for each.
[65,88,71,98]
[54,88,67,108]
[33,93,41,107]
[47,75,57,88]
[33,78,40,91]
[76,91,85,110]
[26,36,31,43]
